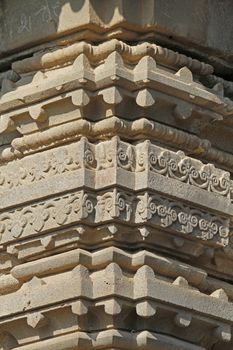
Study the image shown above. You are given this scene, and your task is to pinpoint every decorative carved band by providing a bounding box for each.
[1,117,232,173]
[2,137,231,200]
[0,187,229,246]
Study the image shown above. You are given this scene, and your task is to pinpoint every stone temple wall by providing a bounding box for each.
[0,1,233,349]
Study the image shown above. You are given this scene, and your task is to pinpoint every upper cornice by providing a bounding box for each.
[0,0,232,76]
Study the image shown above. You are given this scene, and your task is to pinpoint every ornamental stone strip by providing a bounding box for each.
[0,187,229,247]
[0,137,231,200]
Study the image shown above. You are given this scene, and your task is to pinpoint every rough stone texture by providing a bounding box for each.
[0,0,233,76]
[0,1,233,350]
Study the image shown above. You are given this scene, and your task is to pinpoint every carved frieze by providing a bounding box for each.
[0,138,231,196]
[2,116,233,174]
[0,187,229,247]
[0,2,232,349]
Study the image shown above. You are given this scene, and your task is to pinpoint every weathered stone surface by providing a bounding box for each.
[0,0,233,76]
[0,2,233,349]
[0,259,232,347]
[10,329,206,350]
[0,138,231,205]
[11,39,213,76]
[0,46,232,172]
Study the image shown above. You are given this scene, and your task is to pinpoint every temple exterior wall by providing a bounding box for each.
[0,1,233,349]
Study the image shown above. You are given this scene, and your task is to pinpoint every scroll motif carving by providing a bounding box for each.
[0,138,231,201]
[0,188,229,246]
[136,193,229,245]
[0,191,95,243]
[136,142,232,199]
[96,189,132,222]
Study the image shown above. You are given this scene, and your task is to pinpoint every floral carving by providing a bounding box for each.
[0,191,95,242]
[117,145,134,171]
[96,189,132,222]
[0,188,229,246]
[136,143,233,199]
[178,157,199,183]
[157,151,179,176]
[97,142,114,170]
[0,146,81,190]
[157,204,178,228]
[178,211,198,234]
[135,192,229,246]
[198,218,218,240]
[83,147,96,170]
[0,139,231,203]
[137,193,157,220]
[148,151,157,169]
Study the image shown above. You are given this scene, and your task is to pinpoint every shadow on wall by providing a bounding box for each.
[53,0,154,27]
[87,0,155,25]
[0,0,154,49]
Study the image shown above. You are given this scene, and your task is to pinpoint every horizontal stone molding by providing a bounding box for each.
[0,264,232,330]
[6,220,233,280]
[1,53,231,123]
[0,247,207,296]
[10,251,233,303]
[2,117,233,173]
[6,222,209,263]
[0,187,229,247]
[0,137,231,202]
[5,247,233,301]
[5,224,233,296]
[0,297,231,347]
[10,329,206,350]
[12,39,213,76]
[10,247,206,286]
[0,117,210,161]
[1,85,227,146]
